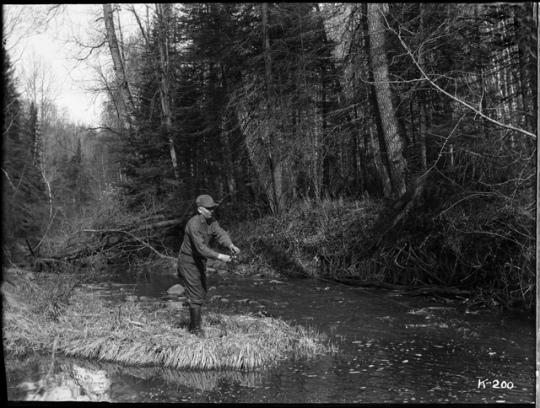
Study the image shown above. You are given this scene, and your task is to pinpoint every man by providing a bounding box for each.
[177,194,240,337]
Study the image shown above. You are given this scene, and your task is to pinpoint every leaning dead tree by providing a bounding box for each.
[103,3,138,128]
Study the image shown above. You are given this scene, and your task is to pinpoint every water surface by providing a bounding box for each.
[7,269,535,403]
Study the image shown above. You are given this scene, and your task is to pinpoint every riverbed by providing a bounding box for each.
[6,268,536,403]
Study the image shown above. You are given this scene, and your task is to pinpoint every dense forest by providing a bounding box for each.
[2,3,537,309]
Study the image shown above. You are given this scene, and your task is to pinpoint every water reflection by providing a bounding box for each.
[13,358,111,402]
[9,355,265,402]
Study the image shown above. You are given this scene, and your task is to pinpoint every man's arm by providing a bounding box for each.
[210,221,237,252]
[187,221,221,259]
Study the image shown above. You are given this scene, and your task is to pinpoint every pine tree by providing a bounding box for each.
[2,46,47,263]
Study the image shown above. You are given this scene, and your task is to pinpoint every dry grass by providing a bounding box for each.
[3,269,332,371]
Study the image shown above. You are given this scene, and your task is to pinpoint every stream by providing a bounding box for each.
[6,268,536,403]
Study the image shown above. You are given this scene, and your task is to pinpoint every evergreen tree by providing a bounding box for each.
[2,46,47,263]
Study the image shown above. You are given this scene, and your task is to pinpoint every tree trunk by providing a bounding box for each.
[417,4,428,171]
[369,115,390,196]
[155,3,180,181]
[262,2,284,214]
[102,4,137,127]
[215,64,237,204]
[366,3,407,198]
[226,106,251,203]
[514,7,536,143]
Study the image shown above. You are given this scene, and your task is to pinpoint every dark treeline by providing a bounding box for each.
[101,3,536,208]
[3,3,536,309]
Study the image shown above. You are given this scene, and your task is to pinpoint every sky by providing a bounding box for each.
[4,4,143,127]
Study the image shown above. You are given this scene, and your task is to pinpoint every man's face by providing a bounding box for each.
[198,206,214,220]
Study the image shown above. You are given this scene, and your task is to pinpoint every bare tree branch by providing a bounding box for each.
[387,20,537,141]
[82,228,174,260]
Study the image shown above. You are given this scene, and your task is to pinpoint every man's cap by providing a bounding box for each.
[196,195,217,208]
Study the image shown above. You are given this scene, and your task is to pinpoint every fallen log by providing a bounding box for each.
[333,277,472,298]
[129,218,183,233]
[403,286,471,297]
[43,217,183,263]
[334,278,411,291]
[82,228,175,260]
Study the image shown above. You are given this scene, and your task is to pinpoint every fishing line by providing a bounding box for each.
[291,268,413,311]
[229,256,412,311]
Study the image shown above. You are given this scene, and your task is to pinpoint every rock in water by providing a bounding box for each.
[167,284,185,295]
[162,294,179,301]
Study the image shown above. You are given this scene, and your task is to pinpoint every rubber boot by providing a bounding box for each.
[188,307,196,332]
[189,306,205,338]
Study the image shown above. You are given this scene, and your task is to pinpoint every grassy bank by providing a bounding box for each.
[228,196,535,310]
[3,268,333,371]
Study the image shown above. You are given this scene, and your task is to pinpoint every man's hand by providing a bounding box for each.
[218,253,232,263]
[229,244,240,255]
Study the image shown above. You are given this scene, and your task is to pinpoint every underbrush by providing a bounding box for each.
[230,197,382,277]
[2,268,333,371]
[35,197,180,274]
[229,193,535,311]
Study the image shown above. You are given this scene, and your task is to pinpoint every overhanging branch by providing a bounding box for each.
[387,22,537,141]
